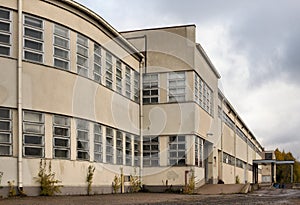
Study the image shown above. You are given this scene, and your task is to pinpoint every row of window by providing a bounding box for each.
[0,8,140,103]
[223,152,245,168]
[0,107,141,166]
[218,107,261,155]
[194,73,214,115]
[143,72,187,104]
[143,135,187,166]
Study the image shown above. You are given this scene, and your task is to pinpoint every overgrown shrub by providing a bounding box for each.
[129,169,141,193]
[112,175,121,194]
[235,175,240,184]
[35,159,62,196]
[7,180,16,197]
[183,170,195,194]
[86,165,95,195]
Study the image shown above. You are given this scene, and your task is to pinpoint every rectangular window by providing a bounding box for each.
[94,43,102,83]
[53,115,70,159]
[106,127,114,164]
[143,136,159,167]
[194,72,214,115]
[77,119,89,160]
[143,73,159,104]
[105,52,113,89]
[0,8,11,56]
[94,123,102,162]
[125,66,131,98]
[53,24,69,70]
[77,34,89,77]
[0,108,12,156]
[23,15,43,63]
[134,135,140,166]
[168,72,185,102]
[195,137,203,167]
[23,111,44,157]
[116,131,123,165]
[133,71,139,102]
[125,134,132,166]
[169,135,186,166]
[116,60,122,94]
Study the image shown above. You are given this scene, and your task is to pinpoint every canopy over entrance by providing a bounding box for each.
[252,160,295,184]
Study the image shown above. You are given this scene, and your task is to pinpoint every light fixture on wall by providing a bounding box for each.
[206,133,213,137]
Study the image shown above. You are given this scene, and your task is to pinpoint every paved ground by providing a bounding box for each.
[1,188,300,205]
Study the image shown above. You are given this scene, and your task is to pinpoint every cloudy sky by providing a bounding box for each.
[76,0,300,159]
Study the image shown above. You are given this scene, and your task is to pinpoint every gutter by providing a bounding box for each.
[17,0,23,191]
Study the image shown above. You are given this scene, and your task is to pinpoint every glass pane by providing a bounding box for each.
[77,34,88,47]
[24,123,43,133]
[0,133,10,143]
[77,151,89,160]
[94,134,101,142]
[54,59,69,70]
[0,9,10,20]
[77,119,88,130]
[54,115,69,126]
[25,16,43,28]
[77,45,88,57]
[25,39,42,51]
[77,141,88,150]
[94,153,102,162]
[55,149,68,158]
[77,55,88,67]
[77,130,88,140]
[54,47,68,59]
[0,33,9,44]
[24,135,43,145]
[54,36,69,49]
[24,28,43,39]
[0,145,10,155]
[25,147,43,157]
[94,44,101,55]
[24,51,43,62]
[94,54,101,65]
[0,22,9,32]
[54,24,68,38]
[0,121,10,131]
[54,138,69,147]
[94,144,102,152]
[0,109,9,119]
[0,46,9,55]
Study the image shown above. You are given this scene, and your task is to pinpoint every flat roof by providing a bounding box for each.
[253,160,295,165]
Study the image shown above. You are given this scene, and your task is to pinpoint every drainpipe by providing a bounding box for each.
[139,58,144,183]
[220,98,225,181]
[17,0,23,191]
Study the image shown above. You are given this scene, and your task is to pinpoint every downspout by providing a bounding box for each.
[139,58,144,183]
[220,98,224,181]
[17,0,23,191]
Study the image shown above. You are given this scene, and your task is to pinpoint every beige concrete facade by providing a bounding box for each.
[0,0,264,196]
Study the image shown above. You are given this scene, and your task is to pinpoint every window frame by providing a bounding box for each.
[93,43,102,83]
[94,123,102,163]
[76,33,89,77]
[143,73,159,104]
[0,107,12,156]
[53,115,70,159]
[168,72,186,103]
[53,24,70,70]
[23,111,45,158]
[23,14,44,63]
[143,136,159,167]
[168,135,186,166]
[105,127,114,164]
[76,119,90,161]
[0,8,11,56]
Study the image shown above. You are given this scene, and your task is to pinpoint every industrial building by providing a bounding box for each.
[0,0,263,196]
